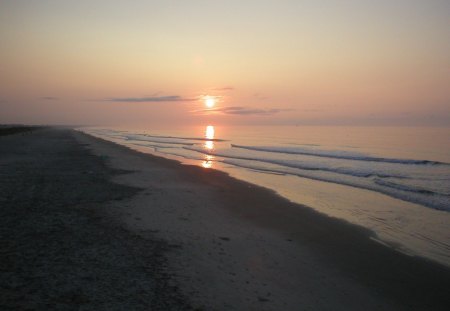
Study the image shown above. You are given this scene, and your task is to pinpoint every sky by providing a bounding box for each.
[1,0,449,126]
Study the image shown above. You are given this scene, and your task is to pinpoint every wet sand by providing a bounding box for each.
[1,128,449,310]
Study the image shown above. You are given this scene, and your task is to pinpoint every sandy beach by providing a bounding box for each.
[1,128,449,310]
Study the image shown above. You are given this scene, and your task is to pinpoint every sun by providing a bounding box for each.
[204,96,216,108]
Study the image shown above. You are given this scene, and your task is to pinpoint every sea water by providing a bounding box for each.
[82,125,450,267]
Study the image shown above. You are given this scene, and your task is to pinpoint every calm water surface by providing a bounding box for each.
[83,125,450,267]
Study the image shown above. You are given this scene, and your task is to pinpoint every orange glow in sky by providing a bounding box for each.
[0,1,449,126]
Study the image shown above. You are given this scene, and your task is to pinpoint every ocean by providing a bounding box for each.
[82,125,450,267]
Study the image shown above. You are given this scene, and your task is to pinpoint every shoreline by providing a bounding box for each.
[86,127,450,268]
[76,129,449,310]
[2,127,449,310]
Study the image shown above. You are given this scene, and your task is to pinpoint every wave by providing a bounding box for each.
[93,130,228,143]
[374,178,450,196]
[374,178,436,195]
[183,146,450,211]
[222,159,450,212]
[231,144,446,165]
[87,128,450,212]
[124,135,194,146]
[143,134,228,142]
[130,142,178,149]
[183,146,410,179]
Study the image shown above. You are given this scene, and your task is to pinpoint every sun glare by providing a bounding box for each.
[204,96,215,108]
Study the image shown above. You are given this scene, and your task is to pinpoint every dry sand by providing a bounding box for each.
[0,128,190,310]
[1,128,449,310]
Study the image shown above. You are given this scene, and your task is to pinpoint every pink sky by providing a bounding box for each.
[1,0,449,126]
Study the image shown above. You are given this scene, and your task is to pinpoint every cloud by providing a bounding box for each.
[41,96,58,100]
[106,95,196,102]
[211,106,294,116]
[213,86,234,91]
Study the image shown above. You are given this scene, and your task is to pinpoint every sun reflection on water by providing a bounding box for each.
[202,154,214,168]
[204,140,214,150]
[202,125,215,168]
[205,125,214,139]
